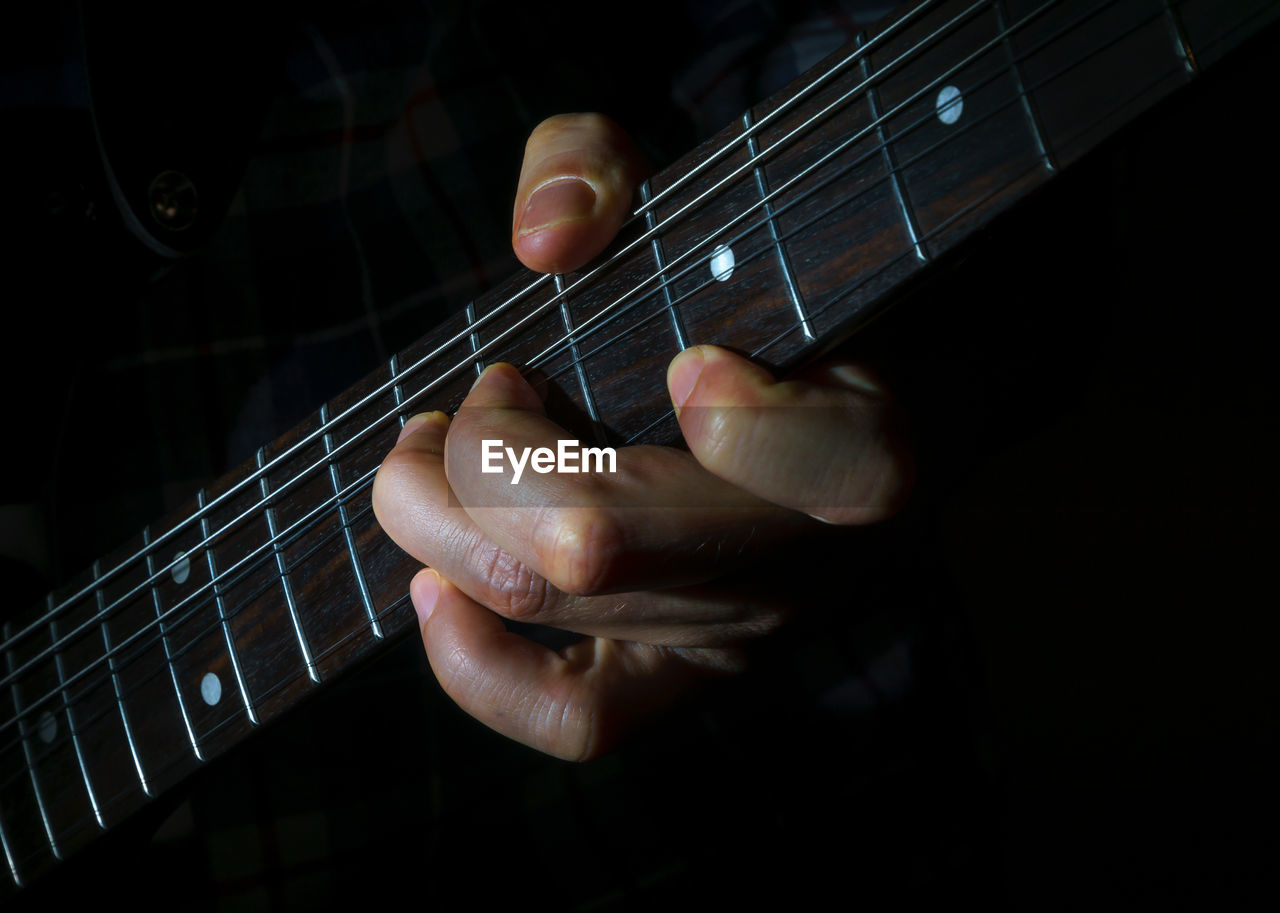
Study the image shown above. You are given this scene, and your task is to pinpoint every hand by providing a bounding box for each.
[372,113,912,760]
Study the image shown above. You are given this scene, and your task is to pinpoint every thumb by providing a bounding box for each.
[512,113,647,275]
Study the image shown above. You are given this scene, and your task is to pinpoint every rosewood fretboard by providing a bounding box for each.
[2,0,1275,897]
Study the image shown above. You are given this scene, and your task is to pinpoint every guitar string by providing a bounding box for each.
[0,0,959,662]
[0,0,1172,763]
[0,0,1167,767]
[534,0,1184,401]
[0,36,1194,834]
[6,4,1226,819]
[23,3,1273,845]
[3,0,1255,856]
[7,6,1277,879]
[0,0,1042,704]
[481,0,1061,384]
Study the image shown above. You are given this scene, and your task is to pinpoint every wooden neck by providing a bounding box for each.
[2,0,1275,897]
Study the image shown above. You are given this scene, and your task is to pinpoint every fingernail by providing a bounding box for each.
[412,569,440,628]
[667,346,705,411]
[396,411,448,444]
[517,178,596,236]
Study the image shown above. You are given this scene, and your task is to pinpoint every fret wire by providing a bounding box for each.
[0,795,18,887]
[743,109,814,340]
[0,493,385,836]
[127,511,408,766]
[555,0,1188,414]
[639,180,691,351]
[744,51,1200,375]
[48,597,104,829]
[0,0,1221,746]
[189,586,414,752]
[623,155,1061,447]
[0,0,996,679]
[517,0,1064,376]
[465,302,485,378]
[390,353,408,425]
[9,3,954,657]
[93,561,151,796]
[257,448,322,684]
[533,26,1040,381]
[555,274,610,446]
[994,0,1058,173]
[0,0,1126,741]
[1162,0,1199,74]
[0,479,386,780]
[16,4,1280,891]
[144,525,203,761]
[2,621,59,860]
[0,462,383,746]
[321,403,382,639]
[583,94,987,429]
[199,491,260,726]
[859,31,928,263]
[3,683,225,881]
[624,0,946,228]
[532,0,1187,383]
[0,64,1208,836]
[5,3,1269,879]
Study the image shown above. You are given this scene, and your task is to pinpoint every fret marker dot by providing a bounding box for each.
[172,551,191,585]
[710,243,735,281]
[201,672,222,706]
[936,85,964,125]
[37,711,57,744]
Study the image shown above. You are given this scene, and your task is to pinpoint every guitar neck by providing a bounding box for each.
[2,0,1275,896]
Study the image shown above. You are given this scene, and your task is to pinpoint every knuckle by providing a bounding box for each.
[531,506,623,596]
[474,540,559,622]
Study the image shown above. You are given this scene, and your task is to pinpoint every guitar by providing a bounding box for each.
[4,0,1279,906]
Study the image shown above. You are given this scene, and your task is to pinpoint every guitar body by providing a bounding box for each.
[4,1,1279,907]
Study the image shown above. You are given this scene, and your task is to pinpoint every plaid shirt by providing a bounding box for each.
[2,3,983,909]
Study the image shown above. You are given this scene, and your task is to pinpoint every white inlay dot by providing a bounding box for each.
[200,672,222,706]
[710,243,735,281]
[171,550,191,585]
[936,85,964,125]
[37,711,57,744]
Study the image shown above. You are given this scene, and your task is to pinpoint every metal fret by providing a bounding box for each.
[143,526,203,760]
[859,32,929,263]
[93,562,151,795]
[465,301,485,378]
[389,354,407,427]
[257,449,321,684]
[743,109,815,340]
[995,0,1057,172]
[320,404,383,638]
[48,597,103,829]
[0,796,18,887]
[639,180,691,351]
[1162,0,1198,74]
[555,274,609,445]
[198,492,259,724]
[2,621,59,860]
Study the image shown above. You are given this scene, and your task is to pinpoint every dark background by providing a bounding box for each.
[3,2,1278,909]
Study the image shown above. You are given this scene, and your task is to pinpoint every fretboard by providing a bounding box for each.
[2,0,1275,897]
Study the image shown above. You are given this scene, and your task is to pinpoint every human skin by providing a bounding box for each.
[371,113,913,761]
